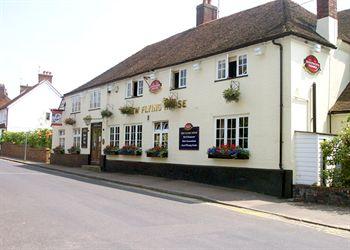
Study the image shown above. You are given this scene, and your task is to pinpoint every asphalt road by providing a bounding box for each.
[0,159,349,250]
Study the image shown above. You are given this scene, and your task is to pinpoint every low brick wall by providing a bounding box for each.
[294,185,350,206]
[0,143,50,163]
[103,158,293,198]
[50,154,90,168]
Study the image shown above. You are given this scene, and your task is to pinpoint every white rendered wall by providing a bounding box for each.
[7,82,61,132]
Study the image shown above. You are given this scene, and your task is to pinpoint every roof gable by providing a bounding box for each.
[66,0,340,96]
[0,80,62,110]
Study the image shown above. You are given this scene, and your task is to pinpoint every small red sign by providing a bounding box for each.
[184,123,193,131]
[304,55,321,74]
[149,80,162,93]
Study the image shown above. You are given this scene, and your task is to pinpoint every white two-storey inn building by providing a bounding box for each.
[52,0,350,197]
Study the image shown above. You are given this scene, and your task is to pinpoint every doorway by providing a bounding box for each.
[90,123,102,165]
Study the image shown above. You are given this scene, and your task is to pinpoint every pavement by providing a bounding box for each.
[1,159,350,249]
[1,157,350,232]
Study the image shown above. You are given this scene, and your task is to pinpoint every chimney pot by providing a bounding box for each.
[38,70,53,84]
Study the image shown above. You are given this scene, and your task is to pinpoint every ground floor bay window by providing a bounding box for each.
[215,116,249,149]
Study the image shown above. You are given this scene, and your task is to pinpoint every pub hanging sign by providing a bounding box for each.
[304,55,321,74]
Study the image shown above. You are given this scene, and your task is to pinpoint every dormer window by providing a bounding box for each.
[126,80,143,98]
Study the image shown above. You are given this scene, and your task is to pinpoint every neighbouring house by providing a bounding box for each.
[52,0,350,197]
[0,84,11,135]
[0,71,62,132]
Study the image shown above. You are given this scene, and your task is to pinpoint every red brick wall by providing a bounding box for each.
[317,0,337,19]
[0,143,50,163]
[50,154,90,168]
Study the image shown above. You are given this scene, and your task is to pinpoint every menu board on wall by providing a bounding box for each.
[179,124,200,150]
[81,128,89,148]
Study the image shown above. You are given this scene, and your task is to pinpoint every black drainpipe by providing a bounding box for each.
[273,39,284,170]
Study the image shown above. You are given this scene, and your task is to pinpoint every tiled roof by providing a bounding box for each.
[338,9,350,44]
[65,0,345,96]
[330,82,350,113]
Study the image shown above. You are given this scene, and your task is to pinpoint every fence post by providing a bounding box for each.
[24,132,28,161]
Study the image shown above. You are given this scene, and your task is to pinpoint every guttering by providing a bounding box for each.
[272,39,284,170]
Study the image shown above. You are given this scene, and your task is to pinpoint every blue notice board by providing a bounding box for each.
[179,126,200,150]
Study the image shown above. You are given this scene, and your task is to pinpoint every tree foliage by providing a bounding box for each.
[321,126,350,187]
[0,129,52,148]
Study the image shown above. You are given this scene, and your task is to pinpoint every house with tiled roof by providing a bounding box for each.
[52,0,350,197]
[0,72,62,133]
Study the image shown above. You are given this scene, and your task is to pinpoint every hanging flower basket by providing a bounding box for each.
[68,146,80,155]
[117,145,142,156]
[163,97,177,109]
[223,87,240,102]
[103,145,119,155]
[146,146,168,158]
[101,109,113,118]
[64,117,76,125]
[83,115,92,125]
[119,106,136,115]
[207,144,249,160]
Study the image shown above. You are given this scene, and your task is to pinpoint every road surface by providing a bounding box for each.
[0,159,349,249]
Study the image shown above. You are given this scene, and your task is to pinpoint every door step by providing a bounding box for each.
[81,165,101,173]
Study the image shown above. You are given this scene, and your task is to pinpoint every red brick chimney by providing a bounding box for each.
[316,0,338,45]
[38,71,53,84]
[317,0,337,19]
[196,0,218,26]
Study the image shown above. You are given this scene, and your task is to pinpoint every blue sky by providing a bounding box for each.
[0,0,349,98]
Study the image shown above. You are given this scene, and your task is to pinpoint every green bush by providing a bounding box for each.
[321,126,350,188]
[0,129,52,148]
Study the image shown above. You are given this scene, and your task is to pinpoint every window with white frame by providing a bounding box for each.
[172,69,187,89]
[73,128,81,148]
[125,124,142,147]
[90,90,101,109]
[126,80,143,98]
[59,130,65,148]
[237,55,248,76]
[215,116,249,149]
[72,95,81,113]
[217,59,227,80]
[110,126,120,148]
[153,121,169,148]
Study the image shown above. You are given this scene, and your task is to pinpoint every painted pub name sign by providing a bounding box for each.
[304,55,321,74]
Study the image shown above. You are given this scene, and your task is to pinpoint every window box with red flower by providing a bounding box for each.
[207,144,249,160]
[103,145,119,155]
[146,146,168,158]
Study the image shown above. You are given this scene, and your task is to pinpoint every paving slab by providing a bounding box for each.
[1,157,349,231]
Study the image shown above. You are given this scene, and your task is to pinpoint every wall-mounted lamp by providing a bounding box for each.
[254,46,265,56]
[312,44,322,53]
[193,63,201,71]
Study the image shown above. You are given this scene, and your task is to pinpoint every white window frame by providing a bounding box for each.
[73,128,81,148]
[71,95,81,113]
[153,121,169,148]
[217,55,228,80]
[89,90,101,109]
[126,82,132,98]
[59,129,65,148]
[124,124,142,148]
[214,116,249,149]
[237,54,248,77]
[137,80,144,96]
[110,126,120,148]
[179,69,187,88]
